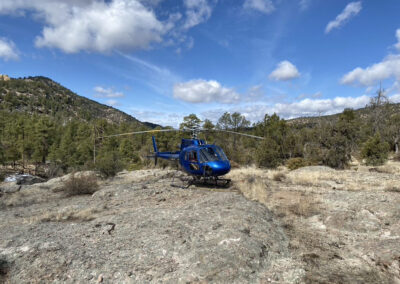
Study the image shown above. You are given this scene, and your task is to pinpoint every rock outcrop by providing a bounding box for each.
[0,170,302,283]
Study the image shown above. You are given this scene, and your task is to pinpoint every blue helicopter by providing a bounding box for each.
[97,128,264,186]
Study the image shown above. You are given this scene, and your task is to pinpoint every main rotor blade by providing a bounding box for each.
[204,129,265,140]
[97,127,264,140]
[98,129,182,139]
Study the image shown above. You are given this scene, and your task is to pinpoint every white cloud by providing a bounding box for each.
[0,38,19,61]
[0,0,210,53]
[37,0,166,53]
[325,1,362,34]
[342,29,400,89]
[202,95,370,123]
[388,80,400,94]
[395,29,400,51]
[341,54,400,87]
[183,0,213,29]
[390,93,400,103]
[130,109,184,127]
[247,96,369,121]
[269,60,300,81]
[243,0,275,14]
[106,99,120,106]
[299,0,311,11]
[245,85,265,101]
[173,79,241,104]
[297,92,322,100]
[272,95,370,118]
[94,86,125,98]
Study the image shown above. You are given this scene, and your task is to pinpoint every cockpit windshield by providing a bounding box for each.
[199,146,228,162]
[199,147,219,162]
[214,146,228,161]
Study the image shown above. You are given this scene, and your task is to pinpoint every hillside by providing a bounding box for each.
[0,76,152,127]
[288,102,400,127]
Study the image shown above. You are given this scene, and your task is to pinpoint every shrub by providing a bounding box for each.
[384,185,400,192]
[273,172,286,182]
[322,134,351,169]
[361,134,390,166]
[0,257,10,281]
[288,195,320,217]
[256,138,282,168]
[323,148,349,169]
[303,142,325,165]
[393,152,400,162]
[62,173,99,196]
[286,157,308,171]
[127,163,143,171]
[96,151,124,178]
[45,163,63,179]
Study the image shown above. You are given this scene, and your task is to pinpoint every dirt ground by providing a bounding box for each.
[1,164,400,283]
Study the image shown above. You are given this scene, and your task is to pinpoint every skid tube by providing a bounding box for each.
[171,173,231,188]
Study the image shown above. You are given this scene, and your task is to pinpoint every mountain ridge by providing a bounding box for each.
[0,75,160,128]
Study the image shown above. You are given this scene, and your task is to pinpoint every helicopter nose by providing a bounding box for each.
[208,160,231,176]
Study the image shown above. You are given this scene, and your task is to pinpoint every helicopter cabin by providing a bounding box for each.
[184,145,228,163]
[180,138,206,150]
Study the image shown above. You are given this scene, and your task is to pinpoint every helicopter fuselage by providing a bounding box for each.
[152,136,231,177]
[179,145,231,177]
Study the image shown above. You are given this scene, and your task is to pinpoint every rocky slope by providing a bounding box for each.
[1,165,400,283]
[0,170,302,283]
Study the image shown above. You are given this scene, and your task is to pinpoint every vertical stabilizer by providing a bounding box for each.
[152,136,158,166]
[152,136,158,153]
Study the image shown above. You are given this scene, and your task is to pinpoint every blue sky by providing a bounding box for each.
[0,0,400,127]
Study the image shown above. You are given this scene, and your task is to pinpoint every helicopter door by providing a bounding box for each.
[186,150,200,171]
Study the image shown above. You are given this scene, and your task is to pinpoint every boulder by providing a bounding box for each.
[15,175,45,185]
[0,182,21,193]
[5,174,45,185]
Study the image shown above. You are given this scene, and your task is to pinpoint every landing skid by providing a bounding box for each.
[171,172,231,189]
[198,176,231,188]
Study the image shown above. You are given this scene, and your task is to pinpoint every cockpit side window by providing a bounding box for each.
[199,147,220,162]
[186,150,198,162]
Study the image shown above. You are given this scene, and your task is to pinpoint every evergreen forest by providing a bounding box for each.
[1,76,399,179]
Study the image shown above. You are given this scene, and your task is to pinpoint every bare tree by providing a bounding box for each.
[368,82,389,134]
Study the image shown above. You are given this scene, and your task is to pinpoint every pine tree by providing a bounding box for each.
[361,133,390,166]
[202,119,215,130]
[179,114,202,130]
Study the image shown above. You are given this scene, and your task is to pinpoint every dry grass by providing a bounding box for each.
[236,175,270,204]
[378,161,400,174]
[368,166,395,174]
[287,195,320,217]
[227,166,269,180]
[228,164,400,194]
[62,172,99,196]
[287,170,339,187]
[29,206,102,223]
[287,169,398,192]
[384,181,400,192]
[232,171,322,218]
[0,190,53,207]
[226,166,289,181]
